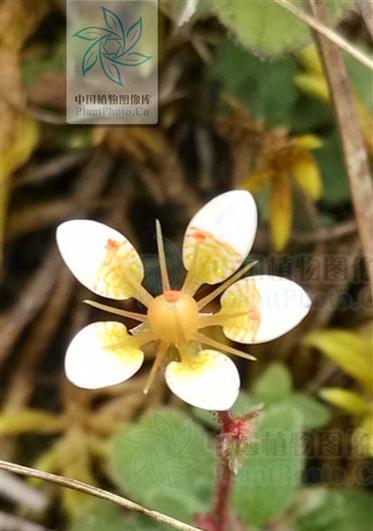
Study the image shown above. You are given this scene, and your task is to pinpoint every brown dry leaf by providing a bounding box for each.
[242,128,322,250]
[243,170,272,192]
[93,125,167,162]
[28,71,66,111]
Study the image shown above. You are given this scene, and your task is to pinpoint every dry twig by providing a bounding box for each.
[14,152,89,188]
[307,0,373,296]
[291,219,357,244]
[2,270,74,413]
[0,250,60,365]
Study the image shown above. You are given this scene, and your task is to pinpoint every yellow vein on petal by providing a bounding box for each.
[193,332,257,361]
[129,330,155,348]
[103,331,155,352]
[197,310,249,329]
[144,340,170,394]
[181,241,209,296]
[83,300,147,322]
[155,220,171,292]
[118,263,154,307]
[197,260,258,310]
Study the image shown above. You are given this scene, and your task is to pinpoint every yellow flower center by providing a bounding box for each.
[147,290,199,344]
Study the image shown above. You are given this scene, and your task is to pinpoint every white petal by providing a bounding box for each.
[221,275,311,344]
[56,220,144,299]
[165,349,240,410]
[182,190,257,285]
[65,321,144,389]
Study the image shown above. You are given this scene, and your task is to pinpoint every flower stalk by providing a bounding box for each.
[213,411,235,531]
[196,406,262,531]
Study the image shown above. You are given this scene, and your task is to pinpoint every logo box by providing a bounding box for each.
[66,0,158,124]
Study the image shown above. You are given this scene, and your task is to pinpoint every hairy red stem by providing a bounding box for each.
[212,411,234,531]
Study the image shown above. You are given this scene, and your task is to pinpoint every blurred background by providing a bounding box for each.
[0,1,372,530]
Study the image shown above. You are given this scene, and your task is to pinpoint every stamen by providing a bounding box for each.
[101,330,154,351]
[155,220,171,292]
[134,284,155,307]
[176,341,192,364]
[128,330,155,348]
[144,341,170,394]
[197,261,257,310]
[84,300,147,322]
[197,310,249,329]
[123,270,153,307]
[193,332,257,361]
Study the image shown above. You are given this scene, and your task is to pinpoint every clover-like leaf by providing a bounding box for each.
[213,0,353,56]
[126,17,143,53]
[109,408,214,521]
[99,54,123,86]
[114,51,152,67]
[101,7,124,40]
[233,404,304,526]
[73,26,112,41]
[252,363,292,404]
[281,393,331,430]
[82,44,99,75]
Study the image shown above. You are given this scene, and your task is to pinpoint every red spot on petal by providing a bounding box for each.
[106,239,120,251]
[248,309,260,320]
[193,230,207,241]
[164,289,180,303]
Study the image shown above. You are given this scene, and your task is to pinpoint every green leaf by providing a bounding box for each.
[210,37,298,126]
[22,40,65,85]
[69,501,168,531]
[320,388,369,416]
[297,489,373,531]
[213,0,351,56]
[338,490,373,531]
[233,404,304,526]
[313,131,351,205]
[281,393,331,430]
[252,363,292,404]
[109,408,214,522]
[252,188,271,222]
[296,489,345,531]
[69,500,126,531]
[305,329,372,389]
[289,94,333,134]
[345,51,373,112]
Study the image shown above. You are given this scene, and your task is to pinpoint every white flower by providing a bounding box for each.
[56,190,311,410]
